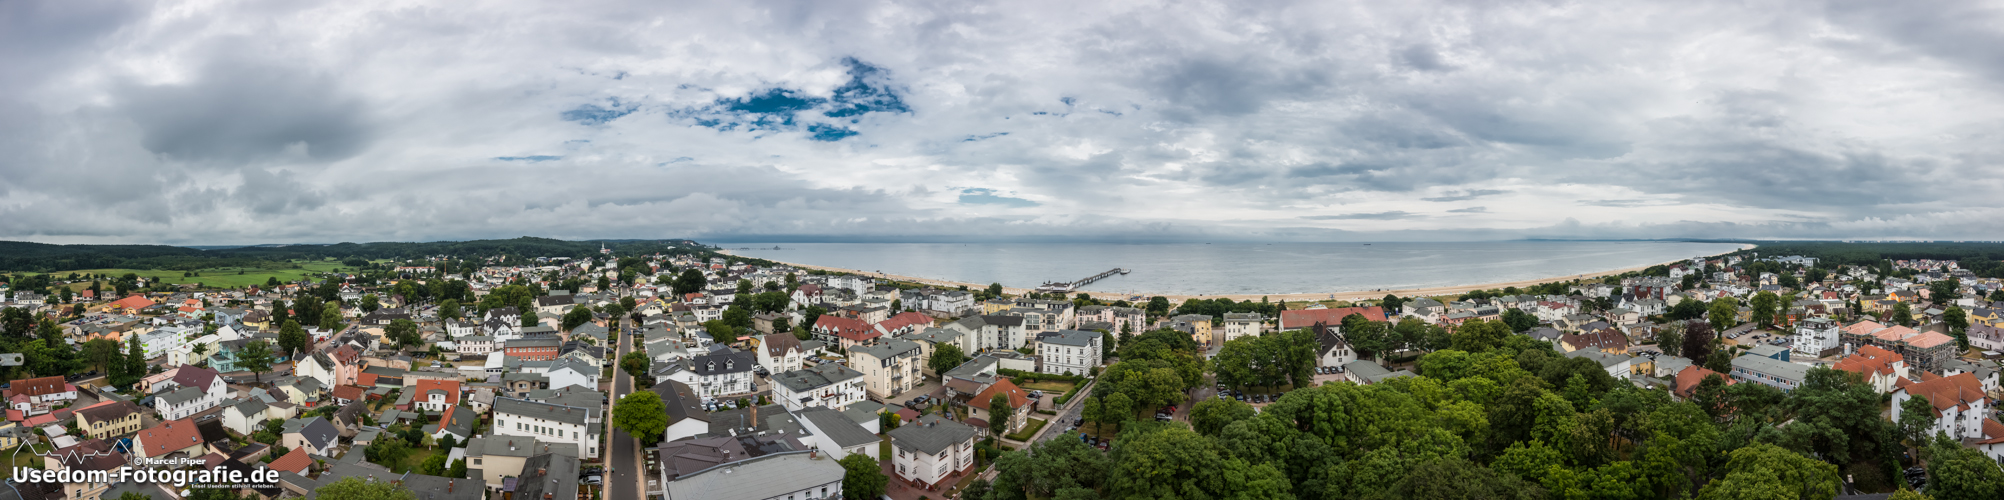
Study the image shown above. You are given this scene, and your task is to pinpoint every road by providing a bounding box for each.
[608,319,642,500]
[1029,380,1094,447]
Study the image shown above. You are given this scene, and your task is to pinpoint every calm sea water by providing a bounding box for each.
[722,241,1744,296]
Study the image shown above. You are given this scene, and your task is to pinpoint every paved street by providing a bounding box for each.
[608,320,642,500]
[1029,380,1094,447]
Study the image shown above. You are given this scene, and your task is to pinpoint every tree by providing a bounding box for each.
[1891,302,1913,327]
[838,453,888,500]
[313,476,419,500]
[1693,444,1840,500]
[417,453,448,475]
[1668,297,1709,321]
[278,320,310,360]
[447,458,468,479]
[1928,277,1961,303]
[1708,297,1740,332]
[319,305,344,332]
[240,340,275,384]
[1943,306,1970,351]
[1451,319,1512,353]
[438,299,461,321]
[1925,433,2004,500]
[1749,291,1780,326]
[562,305,594,332]
[521,309,539,328]
[620,351,652,380]
[386,319,421,349]
[360,294,381,313]
[1189,397,1254,436]
[802,306,827,332]
[987,282,1005,298]
[990,393,1014,435]
[613,391,668,442]
[1657,324,1684,357]
[927,344,966,379]
[1100,392,1133,430]
[364,435,411,470]
[84,338,123,375]
[121,333,147,384]
[1897,394,1938,458]
[1501,308,1538,332]
[671,269,708,296]
[1682,321,1715,364]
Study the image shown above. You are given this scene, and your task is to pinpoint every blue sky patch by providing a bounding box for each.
[808,124,858,142]
[957,188,1038,207]
[675,58,911,141]
[963,132,1009,142]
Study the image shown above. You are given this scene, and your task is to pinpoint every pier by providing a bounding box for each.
[1036,268,1130,293]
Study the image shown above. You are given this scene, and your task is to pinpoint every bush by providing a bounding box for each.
[998,368,1085,383]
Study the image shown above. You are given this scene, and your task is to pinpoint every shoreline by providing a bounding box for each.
[721,243,1755,303]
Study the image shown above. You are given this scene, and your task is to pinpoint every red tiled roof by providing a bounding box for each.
[1280,307,1388,329]
[1898,373,1989,418]
[413,379,461,405]
[815,315,875,340]
[332,385,367,402]
[1979,418,2004,445]
[1833,345,1903,377]
[135,419,205,458]
[9,376,68,398]
[972,379,1029,409]
[1674,366,1733,399]
[876,312,933,333]
[109,296,156,310]
[266,446,313,474]
[357,373,379,387]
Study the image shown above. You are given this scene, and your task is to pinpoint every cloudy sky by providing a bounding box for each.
[5,0,2004,245]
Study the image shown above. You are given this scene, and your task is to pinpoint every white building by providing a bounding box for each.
[152,366,228,421]
[1792,318,1839,356]
[757,334,806,374]
[456,335,495,356]
[887,415,978,490]
[1035,330,1101,376]
[492,397,601,459]
[771,363,867,412]
[545,357,600,391]
[1220,313,1263,344]
[1891,373,1994,442]
[661,352,756,397]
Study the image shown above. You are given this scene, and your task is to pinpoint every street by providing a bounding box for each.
[608,319,642,500]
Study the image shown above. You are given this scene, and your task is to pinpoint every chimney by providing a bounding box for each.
[751,404,758,423]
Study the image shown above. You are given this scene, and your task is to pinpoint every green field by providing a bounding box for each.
[38,260,356,289]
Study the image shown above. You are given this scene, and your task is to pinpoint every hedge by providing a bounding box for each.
[998,368,1085,383]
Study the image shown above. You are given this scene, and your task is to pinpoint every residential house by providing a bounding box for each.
[967,379,1029,435]
[41,438,129,500]
[1939,358,2000,395]
[280,417,340,456]
[493,397,601,459]
[505,338,562,360]
[456,335,495,356]
[887,415,979,490]
[796,407,881,459]
[662,449,845,500]
[1832,345,1910,393]
[1280,306,1389,330]
[4,376,77,417]
[514,453,582,500]
[874,312,934,338]
[1792,318,1840,357]
[1891,373,1993,441]
[812,315,879,350]
[1671,365,1733,400]
[651,380,713,442]
[948,315,1028,351]
[1169,314,1214,345]
[1557,327,1630,354]
[1220,313,1263,343]
[546,357,600,391]
[1036,330,1101,376]
[220,398,274,436]
[73,400,145,439]
[850,340,924,398]
[463,437,579,490]
[757,333,806,374]
[427,405,480,443]
[771,363,868,412]
[1564,350,1636,379]
[410,379,462,412]
[133,419,206,459]
[1728,354,1810,392]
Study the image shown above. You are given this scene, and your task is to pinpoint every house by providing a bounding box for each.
[410,379,462,412]
[456,335,495,356]
[660,449,846,500]
[1671,366,1733,400]
[156,386,216,421]
[493,397,601,459]
[967,379,1029,435]
[1792,318,1839,356]
[1314,328,1358,368]
[545,356,601,391]
[1728,354,1810,392]
[1169,314,1214,345]
[949,315,1028,351]
[427,405,480,443]
[1832,345,1910,393]
[133,419,207,459]
[1035,330,1101,376]
[811,315,879,350]
[3,375,78,417]
[772,363,868,413]
[1563,350,1635,379]
[266,447,313,475]
[1340,359,1415,385]
[887,415,979,490]
[281,417,340,455]
[41,438,129,500]
[514,453,582,500]
[1280,306,1388,330]
[220,398,274,436]
[73,400,145,439]
[662,351,757,397]
[850,340,924,398]
[331,385,368,406]
[1557,328,1630,354]
[651,380,712,442]
[504,338,562,361]
[464,437,579,490]
[875,311,934,338]
[1938,358,2000,395]
[758,333,806,374]
[1891,373,1993,441]
[1220,313,1263,343]
[795,407,880,459]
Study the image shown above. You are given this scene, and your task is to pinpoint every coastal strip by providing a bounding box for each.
[722,243,1755,303]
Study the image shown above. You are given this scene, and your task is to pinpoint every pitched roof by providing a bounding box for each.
[283,417,339,450]
[887,415,978,456]
[1842,320,1887,336]
[109,296,156,310]
[972,378,1029,409]
[1898,372,1989,418]
[266,446,312,474]
[75,400,144,424]
[414,379,462,405]
[1906,331,1956,349]
[1833,345,1904,377]
[135,419,205,458]
[1560,328,1630,351]
[762,333,803,357]
[814,315,875,340]
[1279,306,1388,329]
[9,376,68,398]
[332,385,367,402]
[875,312,933,332]
[492,397,591,426]
[1673,365,1734,399]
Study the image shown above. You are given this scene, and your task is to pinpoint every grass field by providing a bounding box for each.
[38,259,356,289]
[1015,380,1077,393]
[1004,418,1048,441]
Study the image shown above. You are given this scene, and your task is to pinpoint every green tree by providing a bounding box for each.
[239,339,275,384]
[386,318,422,349]
[1501,308,1538,332]
[417,453,448,475]
[446,458,468,479]
[1924,433,2004,500]
[1943,306,1970,351]
[1891,302,1914,327]
[1928,277,1961,302]
[1451,319,1512,353]
[1657,324,1684,357]
[990,393,1014,435]
[1100,392,1133,430]
[364,435,411,470]
[121,333,147,384]
[671,269,708,296]
[562,305,594,332]
[986,282,1005,298]
[1708,297,1740,332]
[319,305,344,332]
[1107,426,1290,500]
[620,351,652,380]
[278,319,310,361]
[83,338,123,376]
[313,476,418,500]
[1189,397,1254,436]
[927,344,966,379]
[1693,444,1840,500]
[613,391,668,442]
[360,294,381,313]
[1896,394,1938,458]
[838,453,888,500]
[521,309,539,328]
[1749,291,1780,326]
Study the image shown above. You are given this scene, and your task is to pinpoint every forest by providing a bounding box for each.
[1720,241,2004,278]
[0,237,727,272]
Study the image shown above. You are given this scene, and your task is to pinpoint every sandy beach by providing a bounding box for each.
[723,243,1755,304]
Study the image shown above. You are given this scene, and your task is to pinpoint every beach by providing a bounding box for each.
[722,243,1755,303]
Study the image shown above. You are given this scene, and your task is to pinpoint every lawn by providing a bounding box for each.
[1004,418,1048,442]
[1014,380,1076,393]
[3,443,50,480]
[879,437,892,461]
[41,259,355,290]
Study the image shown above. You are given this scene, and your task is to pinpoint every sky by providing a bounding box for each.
[5,0,2004,245]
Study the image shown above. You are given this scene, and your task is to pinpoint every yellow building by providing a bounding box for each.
[75,400,145,439]
[982,299,1016,315]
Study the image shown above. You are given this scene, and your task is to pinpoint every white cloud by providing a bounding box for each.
[4,0,2004,244]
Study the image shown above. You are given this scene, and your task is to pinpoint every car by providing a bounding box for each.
[582,475,603,486]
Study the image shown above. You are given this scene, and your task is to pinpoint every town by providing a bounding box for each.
[2,242,2002,500]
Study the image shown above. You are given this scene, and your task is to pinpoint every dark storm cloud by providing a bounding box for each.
[117,57,373,163]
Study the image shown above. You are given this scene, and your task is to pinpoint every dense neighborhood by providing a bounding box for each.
[1,243,2003,500]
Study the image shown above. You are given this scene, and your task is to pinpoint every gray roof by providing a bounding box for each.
[652,380,709,425]
[228,397,268,417]
[401,473,484,500]
[887,415,977,456]
[1732,354,1810,382]
[492,397,592,426]
[514,453,580,500]
[1562,349,1633,368]
[1342,360,1413,385]
[509,338,562,349]
[548,356,596,375]
[687,352,756,375]
[773,363,864,394]
[943,355,999,380]
[1745,344,1789,358]
[662,451,845,500]
[849,339,921,360]
[1040,330,1098,347]
[465,436,579,459]
[282,417,339,450]
[157,386,205,406]
[799,408,878,448]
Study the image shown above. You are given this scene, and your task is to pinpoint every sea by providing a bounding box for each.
[720,241,1745,296]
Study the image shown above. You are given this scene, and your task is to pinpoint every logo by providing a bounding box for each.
[11,439,281,488]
